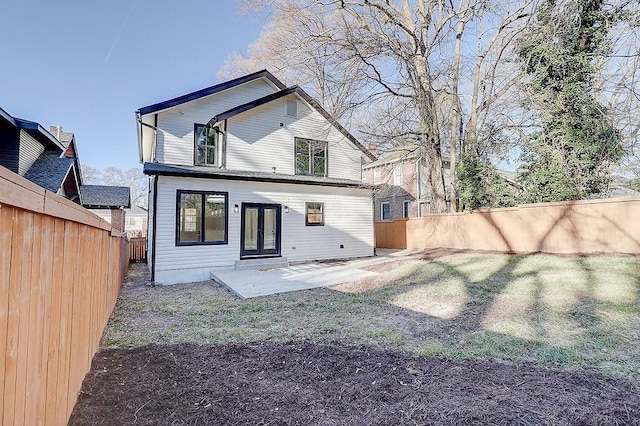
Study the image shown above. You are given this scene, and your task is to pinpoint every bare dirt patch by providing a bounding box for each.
[69,341,640,426]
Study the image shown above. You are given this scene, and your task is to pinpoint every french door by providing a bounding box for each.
[240,203,281,258]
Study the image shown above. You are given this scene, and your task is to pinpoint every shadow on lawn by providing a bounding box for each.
[339,250,640,380]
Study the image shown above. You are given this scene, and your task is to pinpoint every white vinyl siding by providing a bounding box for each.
[18,130,45,176]
[155,79,278,165]
[225,97,364,180]
[152,176,374,284]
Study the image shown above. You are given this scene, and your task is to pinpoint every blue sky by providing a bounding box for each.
[0,0,262,171]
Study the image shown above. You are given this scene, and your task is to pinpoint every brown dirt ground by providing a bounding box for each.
[69,341,640,426]
[69,250,640,425]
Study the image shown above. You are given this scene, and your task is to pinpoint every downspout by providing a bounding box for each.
[222,119,228,169]
[371,188,377,256]
[150,175,158,284]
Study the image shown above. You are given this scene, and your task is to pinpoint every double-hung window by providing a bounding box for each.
[295,137,327,176]
[194,124,218,166]
[176,190,228,245]
[373,168,381,184]
[381,202,391,220]
[394,164,403,185]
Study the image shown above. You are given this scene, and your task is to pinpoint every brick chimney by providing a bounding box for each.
[50,125,62,140]
[110,208,126,236]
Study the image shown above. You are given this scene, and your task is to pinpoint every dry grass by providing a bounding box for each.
[103,252,640,387]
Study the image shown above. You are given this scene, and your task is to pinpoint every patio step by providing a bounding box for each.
[234,257,289,271]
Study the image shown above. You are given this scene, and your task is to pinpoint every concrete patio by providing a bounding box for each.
[210,249,422,299]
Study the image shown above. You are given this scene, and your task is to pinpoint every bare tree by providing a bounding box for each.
[83,166,148,208]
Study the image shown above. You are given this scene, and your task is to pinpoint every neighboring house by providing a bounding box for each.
[0,106,133,233]
[91,205,148,238]
[136,70,377,285]
[82,185,132,234]
[363,146,519,219]
[0,107,83,202]
[363,146,450,219]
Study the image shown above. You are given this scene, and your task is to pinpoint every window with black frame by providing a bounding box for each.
[194,124,218,166]
[305,202,324,226]
[295,137,327,176]
[176,190,228,245]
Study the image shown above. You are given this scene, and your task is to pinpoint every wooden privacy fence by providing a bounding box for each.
[0,166,128,426]
[376,196,640,254]
[129,237,147,263]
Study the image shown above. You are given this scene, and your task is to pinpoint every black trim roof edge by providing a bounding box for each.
[0,106,17,126]
[15,118,66,151]
[142,164,371,189]
[136,70,287,115]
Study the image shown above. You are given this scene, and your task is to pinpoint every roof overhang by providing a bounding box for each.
[143,163,371,189]
[136,70,286,116]
[14,118,65,151]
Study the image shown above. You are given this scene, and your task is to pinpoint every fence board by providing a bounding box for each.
[0,168,127,425]
[24,214,43,426]
[0,206,13,424]
[44,218,65,425]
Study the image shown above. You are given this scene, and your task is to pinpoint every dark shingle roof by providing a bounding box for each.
[143,163,370,189]
[24,152,74,193]
[80,185,131,209]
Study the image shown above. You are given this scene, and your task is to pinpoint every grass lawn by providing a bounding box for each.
[103,252,640,387]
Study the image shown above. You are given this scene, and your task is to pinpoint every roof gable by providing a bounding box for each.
[136,70,286,116]
[208,85,377,161]
[23,152,74,193]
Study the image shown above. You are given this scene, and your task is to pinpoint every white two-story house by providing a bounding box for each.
[136,70,377,285]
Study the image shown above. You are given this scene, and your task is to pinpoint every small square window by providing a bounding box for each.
[381,202,390,220]
[305,202,324,226]
[286,100,298,117]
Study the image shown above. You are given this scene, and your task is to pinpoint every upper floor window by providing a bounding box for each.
[295,138,327,176]
[194,124,218,166]
[373,168,381,184]
[394,164,403,185]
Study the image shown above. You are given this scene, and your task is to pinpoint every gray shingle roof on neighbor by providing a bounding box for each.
[80,185,131,209]
[24,152,74,193]
[143,163,371,189]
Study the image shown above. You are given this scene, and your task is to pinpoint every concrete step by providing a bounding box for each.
[235,257,289,271]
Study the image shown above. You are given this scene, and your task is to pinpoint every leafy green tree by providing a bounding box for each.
[456,153,518,210]
[517,0,623,202]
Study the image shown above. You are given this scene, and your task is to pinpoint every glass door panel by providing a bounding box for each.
[263,208,277,250]
[243,207,258,251]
